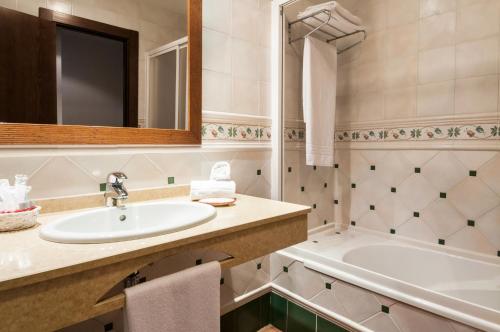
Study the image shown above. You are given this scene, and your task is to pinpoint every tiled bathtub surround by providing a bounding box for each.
[330,148,500,257]
[271,252,480,332]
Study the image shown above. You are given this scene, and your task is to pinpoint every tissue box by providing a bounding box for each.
[0,206,41,232]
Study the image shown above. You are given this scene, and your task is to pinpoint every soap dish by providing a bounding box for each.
[0,206,41,232]
[198,197,236,207]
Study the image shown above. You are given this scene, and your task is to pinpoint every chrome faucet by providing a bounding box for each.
[104,172,128,207]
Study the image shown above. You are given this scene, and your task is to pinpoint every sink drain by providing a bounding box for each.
[119,215,127,222]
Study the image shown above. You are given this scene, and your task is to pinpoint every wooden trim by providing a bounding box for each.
[0,1,201,145]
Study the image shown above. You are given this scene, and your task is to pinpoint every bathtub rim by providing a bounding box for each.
[281,226,500,332]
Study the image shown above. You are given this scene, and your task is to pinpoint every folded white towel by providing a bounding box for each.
[298,1,364,38]
[190,180,236,200]
[302,36,337,167]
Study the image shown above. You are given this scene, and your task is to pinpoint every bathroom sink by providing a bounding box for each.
[39,201,216,244]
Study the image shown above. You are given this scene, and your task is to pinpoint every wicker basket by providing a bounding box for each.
[0,206,41,232]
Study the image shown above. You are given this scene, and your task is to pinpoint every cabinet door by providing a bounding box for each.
[0,6,56,124]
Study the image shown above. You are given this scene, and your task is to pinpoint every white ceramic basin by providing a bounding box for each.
[39,201,216,244]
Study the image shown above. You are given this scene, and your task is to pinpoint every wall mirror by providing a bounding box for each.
[0,0,201,144]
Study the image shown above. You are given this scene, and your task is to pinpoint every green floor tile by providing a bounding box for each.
[317,316,348,332]
[270,293,287,331]
[287,301,315,332]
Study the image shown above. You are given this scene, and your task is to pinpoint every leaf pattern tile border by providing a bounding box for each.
[202,123,272,141]
[336,123,500,142]
[203,123,500,143]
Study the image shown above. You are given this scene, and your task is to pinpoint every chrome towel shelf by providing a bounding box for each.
[288,9,367,54]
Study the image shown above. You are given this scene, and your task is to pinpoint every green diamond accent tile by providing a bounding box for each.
[287,301,316,332]
[167,176,175,185]
[99,183,107,192]
[324,183,328,188]
[283,266,288,273]
[195,258,202,265]
[351,221,356,226]
[288,167,292,173]
[270,293,287,331]
[497,251,500,257]
[370,205,375,210]
[313,166,317,170]
[257,263,262,270]
[413,211,420,218]
[334,200,338,205]
[390,229,396,234]
[324,220,327,225]
[467,220,475,227]
[381,305,390,313]
[469,170,477,177]
[220,278,224,285]
[438,239,445,245]
[370,165,376,171]
[257,169,262,175]
[440,192,447,198]
[351,183,356,189]
[317,316,348,332]
[325,282,332,289]
[391,187,396,193]
[301,186,305,192]
[313,204,317,209]
[415,167,421,173]
[334,164,339,168]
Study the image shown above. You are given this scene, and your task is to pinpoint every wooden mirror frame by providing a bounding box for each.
[0,0,201,145]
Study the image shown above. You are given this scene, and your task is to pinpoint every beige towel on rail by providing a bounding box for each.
[124,261,221,332]
[302,36,337,167]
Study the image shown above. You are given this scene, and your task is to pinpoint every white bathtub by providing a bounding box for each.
[283,227,500,332]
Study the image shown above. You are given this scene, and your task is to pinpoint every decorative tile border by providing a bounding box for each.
[201,122,271,141]
[336,123,500,142]
[284,127,305,142]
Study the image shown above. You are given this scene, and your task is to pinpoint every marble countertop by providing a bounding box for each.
[0,194,310,291]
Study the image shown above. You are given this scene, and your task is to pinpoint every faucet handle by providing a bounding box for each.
[107,172,128,184]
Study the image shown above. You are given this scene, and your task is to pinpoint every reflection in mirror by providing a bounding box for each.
[0,0,188,130]
[147,38,188,130]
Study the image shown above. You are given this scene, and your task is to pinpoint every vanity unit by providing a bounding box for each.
[0,187,310,331]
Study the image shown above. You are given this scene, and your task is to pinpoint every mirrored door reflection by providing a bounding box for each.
[147,38,188,130]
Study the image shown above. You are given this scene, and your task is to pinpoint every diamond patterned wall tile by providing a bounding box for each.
[119,154,165,190]
[358,210,388,232]
[68,154,133,182]
[273,261,326,300]
[422,152,468,192]
[390,303,455,332]
[0,156,50,183]
[332,280,381,322]
[448,177,500,219]
[422,200,466,238]
[362,313,400,332]
[310,289,350,318]
[147,153,205,185]
[400,150,438,167]
[478,154,500,195]
[452,151,497,170]
[398,174,439,211]
[397,218,437,243]
[29,157,99,199]
[446,227,496,255]
[477,206,500,249]
[377,151,413,187]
